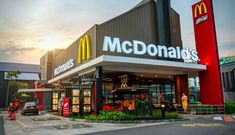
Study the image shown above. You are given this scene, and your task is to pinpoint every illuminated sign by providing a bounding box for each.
[54,59,74,76]
[194,2,208,25]
[192,0,224,105]
[102,36,199,62]
[78,34,91,64]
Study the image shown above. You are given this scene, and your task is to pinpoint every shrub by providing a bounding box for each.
[85,111,134,121]
[134,100,153,116]
[85,114,97,120]
[225,102,235,114]
[153,111,180,119]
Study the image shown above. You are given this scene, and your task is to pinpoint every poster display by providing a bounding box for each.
[72,89,80,113]
[52,93,58,111]
[53,84,93,115]
[83,89,92,113]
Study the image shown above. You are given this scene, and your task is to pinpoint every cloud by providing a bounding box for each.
[0,41,36,53]
[0,40,42,63]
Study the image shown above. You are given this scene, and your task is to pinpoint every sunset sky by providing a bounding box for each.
[0,0,234,64]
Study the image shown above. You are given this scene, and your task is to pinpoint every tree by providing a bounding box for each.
[6,70,28,107]
[6,70,21,80]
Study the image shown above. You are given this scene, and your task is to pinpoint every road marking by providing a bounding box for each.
[181,123,224,127]
[232,115,235,119]
[223,116,235,122]
[213,116,223,121]
[16,120,31,128]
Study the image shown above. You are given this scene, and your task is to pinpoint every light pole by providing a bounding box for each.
[5,76,12,108]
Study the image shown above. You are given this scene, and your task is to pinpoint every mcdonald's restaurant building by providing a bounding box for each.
[40,0,209,114]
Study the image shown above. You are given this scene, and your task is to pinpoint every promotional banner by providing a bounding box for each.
[192,0,223,105]
[63,98,69,117]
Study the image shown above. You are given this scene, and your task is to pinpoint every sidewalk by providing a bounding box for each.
[0,116,5,135]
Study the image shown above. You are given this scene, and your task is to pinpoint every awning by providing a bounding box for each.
[48,55,207,83]
[18,88,52,93]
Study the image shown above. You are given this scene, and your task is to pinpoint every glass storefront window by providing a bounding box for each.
[164,84,173,103]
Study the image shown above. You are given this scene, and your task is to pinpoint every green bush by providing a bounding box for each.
[85,111,134,121]
[84,114,97,120]
[152,111,180,119]
[225,102,235,114]
[134,100,153,116]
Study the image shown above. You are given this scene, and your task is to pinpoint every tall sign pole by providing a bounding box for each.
[192,0,223,105]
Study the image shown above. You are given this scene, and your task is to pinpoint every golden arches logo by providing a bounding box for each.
[194,2,207,18]
[78,35,91,64]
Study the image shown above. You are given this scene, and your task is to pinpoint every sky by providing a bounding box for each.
[0,0,234,64]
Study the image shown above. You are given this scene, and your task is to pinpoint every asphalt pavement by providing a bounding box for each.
[0,116,5,135]
[81,119,235,135]
[1,111,235,135]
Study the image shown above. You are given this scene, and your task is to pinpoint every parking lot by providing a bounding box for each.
[1,111,165,135]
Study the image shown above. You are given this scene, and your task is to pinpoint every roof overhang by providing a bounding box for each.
[48,55,206,83]
[18,88,52,93]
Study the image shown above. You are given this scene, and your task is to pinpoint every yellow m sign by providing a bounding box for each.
[194,2,207,18]
[78,35,91,64]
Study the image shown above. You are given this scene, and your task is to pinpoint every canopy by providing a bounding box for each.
[18,88,52,93]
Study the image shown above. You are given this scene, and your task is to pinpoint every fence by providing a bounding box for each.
[176,104,225,114]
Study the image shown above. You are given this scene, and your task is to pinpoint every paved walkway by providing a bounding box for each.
[1,111,234,135]
[0,116,5,135]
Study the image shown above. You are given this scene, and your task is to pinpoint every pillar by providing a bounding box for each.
[95,66,102,114]
[174,74,189,104]
[156,0,172,46]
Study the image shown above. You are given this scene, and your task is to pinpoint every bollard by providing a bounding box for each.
[161,104,165,119]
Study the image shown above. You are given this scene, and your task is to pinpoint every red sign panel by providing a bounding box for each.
[63,98,69,117]
[192,0,223,105]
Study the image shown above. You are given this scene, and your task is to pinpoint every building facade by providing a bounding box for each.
[220,56,235,102]
[0,62,40,108]
[41,0,208,114]
[40,49,64,81]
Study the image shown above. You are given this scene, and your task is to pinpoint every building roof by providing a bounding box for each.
[4,72,40,81]
[0,62,40,73]
[220,56,235,65]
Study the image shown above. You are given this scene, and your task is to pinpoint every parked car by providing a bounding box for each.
[22,102,39,115]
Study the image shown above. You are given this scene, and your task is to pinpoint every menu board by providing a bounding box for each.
[72,89,80,113]
[84,105,91,112]
[83,89,92,113]
[52,93,59,110]
[73,97,79,104]
[52,105,58,111]
[73,89,80,96]
[72,105,79,113]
